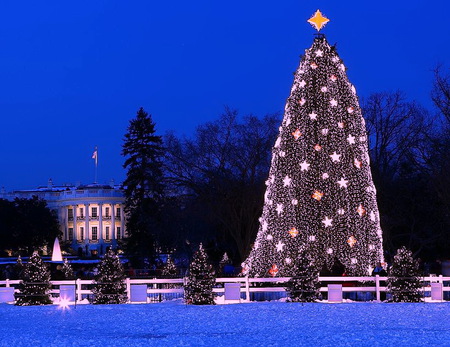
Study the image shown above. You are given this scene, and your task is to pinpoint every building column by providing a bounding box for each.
[111,203,116,243]
[99,203,104,252]
[64,206,69,241]
[73,204,78,248]
[84,204,89,243]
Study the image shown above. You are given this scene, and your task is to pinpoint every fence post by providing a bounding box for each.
[76,278,82,302]
[6,279,10,287]
[375,275,380,302]
[245,276,250,302]
[126,278,131,302]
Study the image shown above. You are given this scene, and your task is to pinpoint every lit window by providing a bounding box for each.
[92,227,98,240]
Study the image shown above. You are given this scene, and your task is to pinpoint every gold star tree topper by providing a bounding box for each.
[307,10,330,31]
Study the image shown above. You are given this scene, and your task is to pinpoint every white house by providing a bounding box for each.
[0,179,127,256]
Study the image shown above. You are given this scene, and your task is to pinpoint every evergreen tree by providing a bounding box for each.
[387,247,422,302]
[122,107,165,262]
[15,252,52,306]
[242,12,383,277]
[185,244,215,305]
[285,251,320,302]
[61,258,74,280]
[14,255,24,279]
[162,255,178,278]
[92,250,127,304]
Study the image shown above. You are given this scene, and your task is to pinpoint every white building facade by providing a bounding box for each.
[1,181,127,256]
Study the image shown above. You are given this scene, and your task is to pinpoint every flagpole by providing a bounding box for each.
[92,146,98,184]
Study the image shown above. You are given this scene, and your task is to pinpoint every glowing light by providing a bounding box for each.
[58,298,71,310]
[354,158,362,168]
[337,178,348,188]
[347,236,357,247]
[269,264,279,277]
[322,216,333,228]
[330,99,338,107]
[276,241,285,252]
[330,152,341,162]
[283,176,292,187]
[292,129,302,140]
[300,161,310,171]
[288,227,299,237]
[357,204,366,217]
[312,190,324,201]
[299,80,306,88]
[276,204,284,215]
[309,112,318,120]
[314,144,322,151]
[307,9,330,31]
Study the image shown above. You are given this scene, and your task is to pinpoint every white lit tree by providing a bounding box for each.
[242,10,383,277]
[162,254,178,278]
[15,252,52,306]
[184,244,215,305]
[285,249,321,302]
[61,258,74,279]
[92,250,127,304]
[387,247,422,302]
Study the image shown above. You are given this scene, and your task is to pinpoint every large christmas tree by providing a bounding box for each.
[243,10,383,277]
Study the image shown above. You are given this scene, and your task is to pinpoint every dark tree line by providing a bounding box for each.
[362,66,450,262]
[123,67,450,268]
[0,196,61,256]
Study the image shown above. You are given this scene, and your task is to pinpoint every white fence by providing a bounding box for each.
[1,275,449,303]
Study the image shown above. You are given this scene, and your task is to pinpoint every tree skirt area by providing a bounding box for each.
[0,301,449,346]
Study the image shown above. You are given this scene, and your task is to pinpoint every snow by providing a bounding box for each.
[0,301,449,346]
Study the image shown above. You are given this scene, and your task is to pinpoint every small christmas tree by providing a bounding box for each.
[220,252,231,266]
[387,247,422,302]
[92,250,127,304]
[61,258,74,280]
[285,251,320,302]
[162,255,178,278]
[15,252,52,306]
[184,244,215,305]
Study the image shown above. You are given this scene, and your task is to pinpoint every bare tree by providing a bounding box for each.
[363,91,432,181]
[431,65,450,123]
[164,107,280,263]
[362,92,438,258]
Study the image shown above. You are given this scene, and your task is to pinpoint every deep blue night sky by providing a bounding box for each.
[0,1,449,190]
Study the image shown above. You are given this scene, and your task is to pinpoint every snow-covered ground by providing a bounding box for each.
[0,300,449,346]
